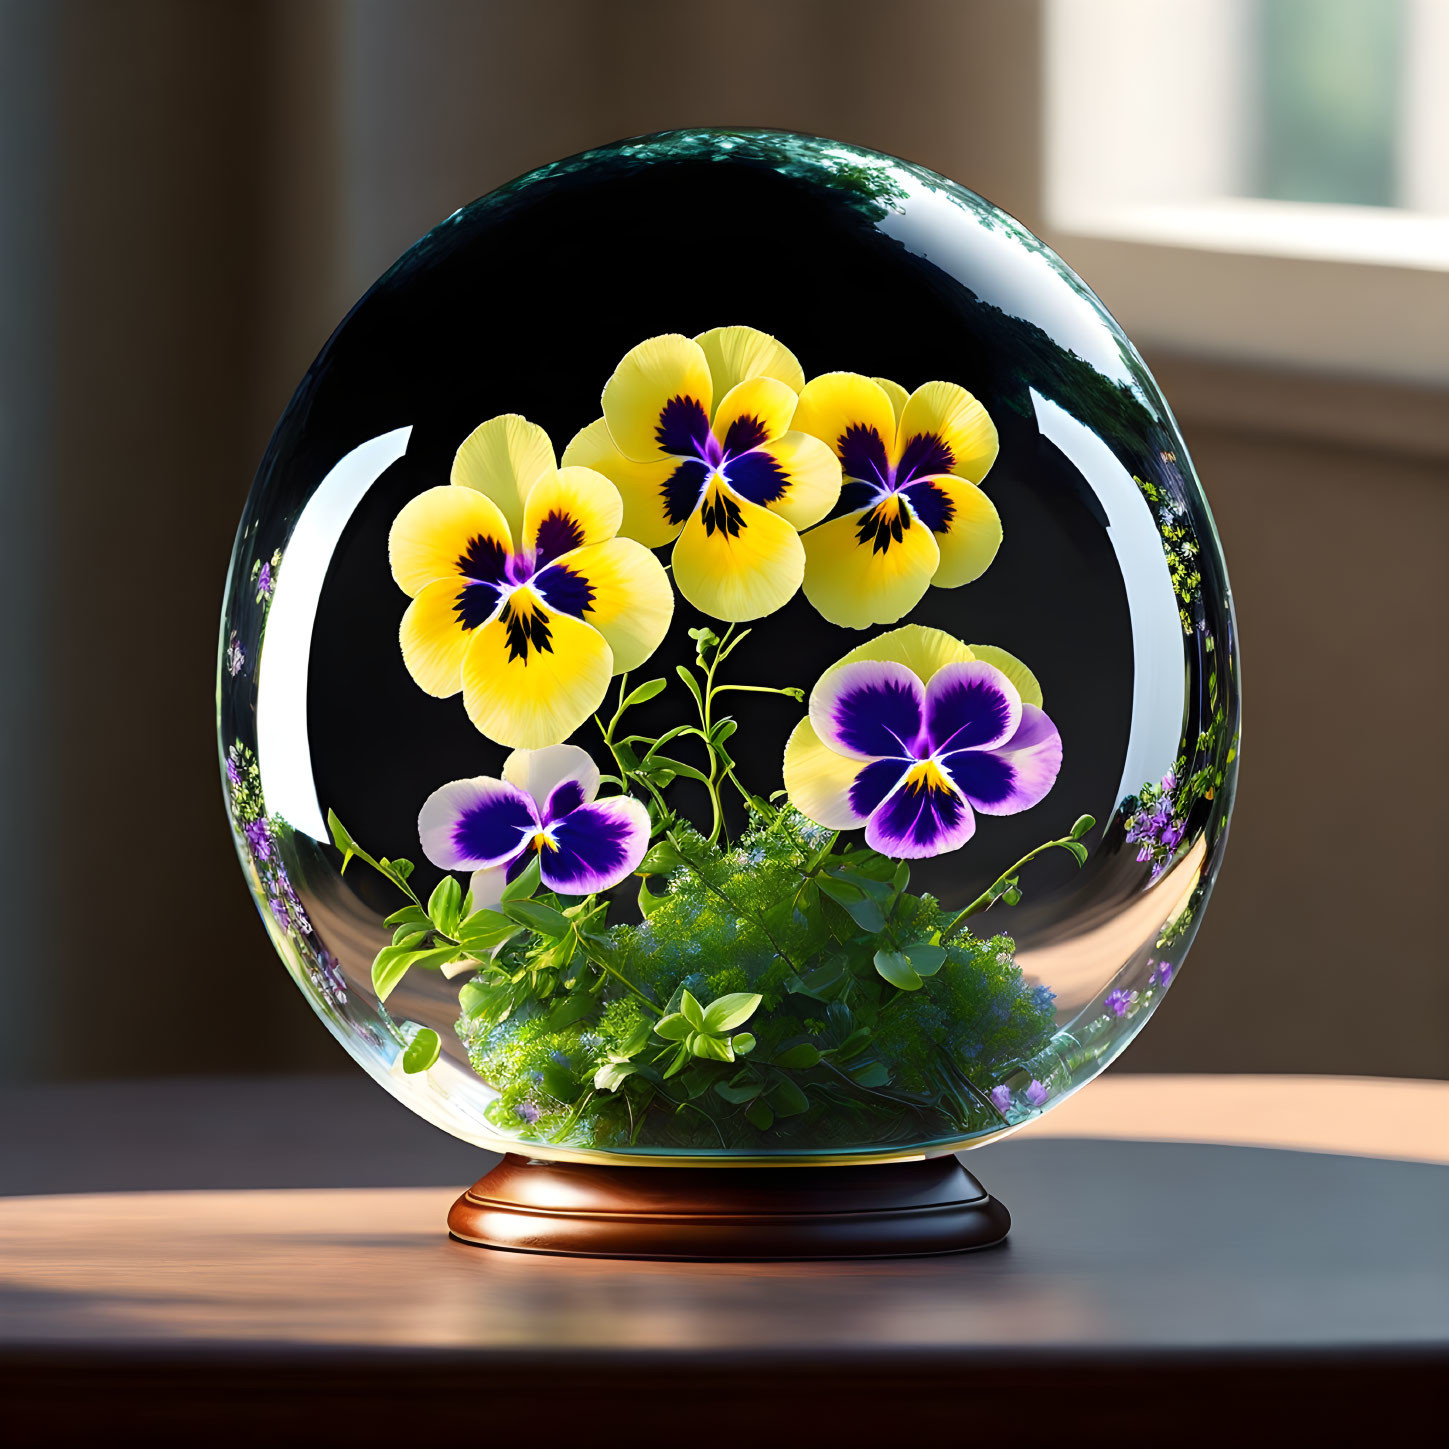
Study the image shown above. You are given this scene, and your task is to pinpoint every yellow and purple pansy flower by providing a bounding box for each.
[783,626,1061,858]
[419,745,650,912]
[563,326,841,622]
[389,414,673,750]
[791,374,1003,629]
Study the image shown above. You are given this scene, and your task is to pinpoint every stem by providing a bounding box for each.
[939,832,1082,943]
[571,927,664,1016]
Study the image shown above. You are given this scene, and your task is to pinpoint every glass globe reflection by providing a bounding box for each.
[218,130,1238,1164]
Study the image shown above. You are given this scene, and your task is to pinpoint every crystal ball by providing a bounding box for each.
[219,130,1238,1163]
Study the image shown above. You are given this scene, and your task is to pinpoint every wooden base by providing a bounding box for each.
[447,1152,1010,1260]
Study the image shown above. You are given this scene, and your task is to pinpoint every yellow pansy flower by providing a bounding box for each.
[563,326,841,622]
[791,373,1003,629]
[389,414,673,750]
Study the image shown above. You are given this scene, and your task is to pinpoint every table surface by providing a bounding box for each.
[3,1073,1446,1445]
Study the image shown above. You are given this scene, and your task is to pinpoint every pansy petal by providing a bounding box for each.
[838,623,974,682]
[464,866,507,916]
[801,502,940,629]
[503,743,600,813]
[388,485,512,597]
[418,777,537,870]
[896,381,998,484]
[695,325,805,397]
[451,414,556,540]
[925,660,1022,754]
[540,796,652,895]
[558,536,674,673]
[782,717,871,830]
[969,644,1044,707]
[602,334,713,463]
[873,376,909,427]
[792,373,897,486]
[400,576,494,696]
[809,659,925,760]
[522,465,623,565]
[749,430,842,531]
[943,704,1062,814]
[712,377,799,454]
[903,476,1002,588]
[671,483,804,622]
[461,593,613,749]
[561,418,683,550]
[865,762,976,859]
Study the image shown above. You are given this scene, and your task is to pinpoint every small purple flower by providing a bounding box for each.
[256,562,274,598]
[1024,1079,1050,1108]
[787,656,1063,858]
[1161,769,1177,792]
[990,1084,1012,1114]
[243,817,273,862]
[226,630,245,677]
[418,744,650,910]
[268,894,290,927]
[226,757,242,788]
[514,1100,541,1126]
[1105,988,1133,1018]
[1150,960,1175,988]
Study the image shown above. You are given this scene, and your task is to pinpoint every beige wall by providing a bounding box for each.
[8,0,1444,1082]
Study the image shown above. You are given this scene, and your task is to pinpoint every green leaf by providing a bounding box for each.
[715,1078,761,1104]
[679,989,705,1031]
[731,1032,756,1055]
[639,840,685,875]
[641,754,711,787]
[458,978,514,1024]
[544,993,594,1031]
[821,876,886,932]
[393,922,428,946]
[654,1012,694,1042]
[383,904,429,929]
[661,1043,691,1079]
[501,900,570,937]
[501,856,541,902]
[674,665,704,712]
[701,992,761,1034]
[774,1043,821,1070]
[691,1033,734,1062]
[327,809,360,870]
[891,860,910,894]
[852,1061,891,1088]
[371,935,425,1002]
[906,944,947,977]
[401,1028,440,1074]
[817,875,865,905]
[594,1061,638,1092]
[745,1097,774,1130]
[540,1063,578,1101]
[874,950,923,991]
[457,908,520,953]
[621,677,667,710]
[770,1078,809,1117]
[638,876,668,918]
[1062,840,1089,866]
[427,876,463,936]
[1070,813,1097,840]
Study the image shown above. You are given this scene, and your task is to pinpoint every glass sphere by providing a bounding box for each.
[219,130,1238,1164]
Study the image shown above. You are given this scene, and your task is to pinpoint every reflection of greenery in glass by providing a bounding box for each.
[1254,0,1402,208]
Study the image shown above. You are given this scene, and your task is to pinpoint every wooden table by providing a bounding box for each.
[2,1074,1445,1445]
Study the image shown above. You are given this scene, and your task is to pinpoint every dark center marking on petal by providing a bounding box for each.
[662,458,710,526]
[532,563,595,620]
[721,413,770,457]
[656,395,712,456]
[724,447,788,506]
[533,509,586,566]
[700,484,745,539]
[454,793,536,864]
[454,580,502,630]
[543,778,587,822]
[456,532,508,584]
[838,424,891,488]
[941,750,1016,808]
[849,758,909,819]
[896,430,954,485]
[500,595,555,662]
[855,495,912,554]
[901,479,956,534]
[876,764,966,847]
[832,677,924,758]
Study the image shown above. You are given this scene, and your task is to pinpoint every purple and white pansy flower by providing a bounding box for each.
[784,627,1063,859]
[418,744,650,911]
